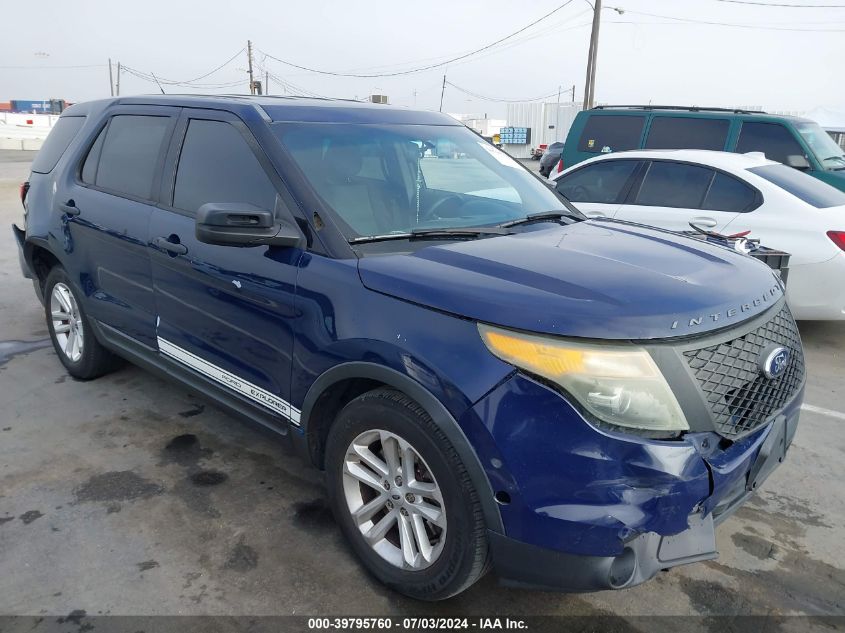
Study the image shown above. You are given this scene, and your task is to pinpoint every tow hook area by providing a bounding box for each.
[488,511,719,592]
[610,512,717,589]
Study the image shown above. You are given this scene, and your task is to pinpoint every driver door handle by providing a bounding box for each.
[153,236,188,255]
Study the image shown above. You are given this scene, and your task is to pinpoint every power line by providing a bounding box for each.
[714,0,845,7]
[445,81,564,103]
[256,0,578,78]
[121,48,245,87]
[255,60,329,98]
[621,9,845,30]
[175,48,245,84]
[120,66,245,89]
[0,63,106,69]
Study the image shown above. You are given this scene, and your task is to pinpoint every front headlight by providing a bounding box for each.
[478,323,689,434]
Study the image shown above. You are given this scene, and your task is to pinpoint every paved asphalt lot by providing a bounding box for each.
[0,149,843,624]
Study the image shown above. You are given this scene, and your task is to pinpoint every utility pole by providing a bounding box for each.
[583,0,601,110]
[116,62,121,96]
[247,40,255,94]
[108,58,114,97]
[571,84,576,104]
[439,74,446,112]
[265,70,269,96]
[555,85,561,138]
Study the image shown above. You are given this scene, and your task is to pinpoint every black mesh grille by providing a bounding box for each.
[683,307,804,438]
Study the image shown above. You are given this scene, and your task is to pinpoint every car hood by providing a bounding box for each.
[357,221,785,340]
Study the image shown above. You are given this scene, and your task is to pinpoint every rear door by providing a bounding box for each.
[149,109,303,427]
[64,106,179,346]
[552,159,641,218]
[643,116,731,151]
[614,160,756,232]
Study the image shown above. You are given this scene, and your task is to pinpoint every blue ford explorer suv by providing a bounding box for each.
[14,96,805,600]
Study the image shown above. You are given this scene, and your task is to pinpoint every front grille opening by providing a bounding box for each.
[684,307,804,439]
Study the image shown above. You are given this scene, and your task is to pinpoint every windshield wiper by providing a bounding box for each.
[349,226,513,245]
[498,210,582,228]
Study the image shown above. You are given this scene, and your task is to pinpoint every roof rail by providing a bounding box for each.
[591,105,767,114]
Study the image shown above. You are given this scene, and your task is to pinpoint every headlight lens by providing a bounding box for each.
[478,324,688,433]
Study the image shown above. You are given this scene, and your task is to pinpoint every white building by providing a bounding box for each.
[447,113,506,138]
[502,102,584,159]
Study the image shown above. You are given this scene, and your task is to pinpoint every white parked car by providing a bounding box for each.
[548,149,845,320]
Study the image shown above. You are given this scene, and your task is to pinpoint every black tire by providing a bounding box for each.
[325,387,489,600]
[44,267,118,380]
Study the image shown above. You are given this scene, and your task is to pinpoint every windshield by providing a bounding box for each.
[748,164,845,208]
[795,121,845,170]
[273,122,571,239]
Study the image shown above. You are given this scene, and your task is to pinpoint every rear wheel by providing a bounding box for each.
[44,267,118,380]
[325,388,489,600]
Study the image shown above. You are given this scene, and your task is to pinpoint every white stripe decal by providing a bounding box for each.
[157,337,301,425]
[801,403,845,422]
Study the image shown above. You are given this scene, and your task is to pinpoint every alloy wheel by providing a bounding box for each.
[50,282,84,362]
[342,429,447,570]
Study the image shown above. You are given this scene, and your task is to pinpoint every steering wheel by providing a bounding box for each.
[421,194,464,221]
[566,184,590,201]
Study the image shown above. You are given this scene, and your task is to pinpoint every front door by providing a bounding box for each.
[552,159,641,219]
[149,110,303,427]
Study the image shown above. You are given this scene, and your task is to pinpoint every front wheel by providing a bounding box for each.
[325,388,489,600]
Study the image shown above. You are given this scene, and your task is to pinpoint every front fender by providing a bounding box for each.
[299,360,505,533]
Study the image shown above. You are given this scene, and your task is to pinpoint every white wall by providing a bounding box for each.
[0,113,56,149]
[503,102,583,158]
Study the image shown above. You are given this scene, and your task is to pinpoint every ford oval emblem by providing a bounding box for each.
[760,346,790,380]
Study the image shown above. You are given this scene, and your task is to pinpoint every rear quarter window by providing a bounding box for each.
[645,117,729,151]
[748,164,845,208]
[30,116,86,174]
[577,115,645,154]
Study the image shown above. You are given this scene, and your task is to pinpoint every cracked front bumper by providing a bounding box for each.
[462,373,802,591]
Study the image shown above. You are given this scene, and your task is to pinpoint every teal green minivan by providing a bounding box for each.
[560,106,845,192]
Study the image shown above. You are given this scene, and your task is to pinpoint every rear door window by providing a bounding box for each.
[30,116,86,174]
[736,122,805,165]
[173,119,277,213]
[578,115,646,153]
[645,117,729,150]
[702,172,758,212]
[556,160,639,203]
[93,115,171,199]
[635,162,714,209]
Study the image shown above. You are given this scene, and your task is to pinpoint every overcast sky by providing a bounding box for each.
[2,0,843,116]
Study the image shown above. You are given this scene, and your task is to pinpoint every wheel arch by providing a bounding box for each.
[299,362,504,534]
[25,238,62,301]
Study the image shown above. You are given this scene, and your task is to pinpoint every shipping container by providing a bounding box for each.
[10,99,66,114]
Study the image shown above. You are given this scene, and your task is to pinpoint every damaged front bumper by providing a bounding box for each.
[462,373,802,591]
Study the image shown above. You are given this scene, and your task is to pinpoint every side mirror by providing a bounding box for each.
[785,154,811,170]
[196,203,302,248]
